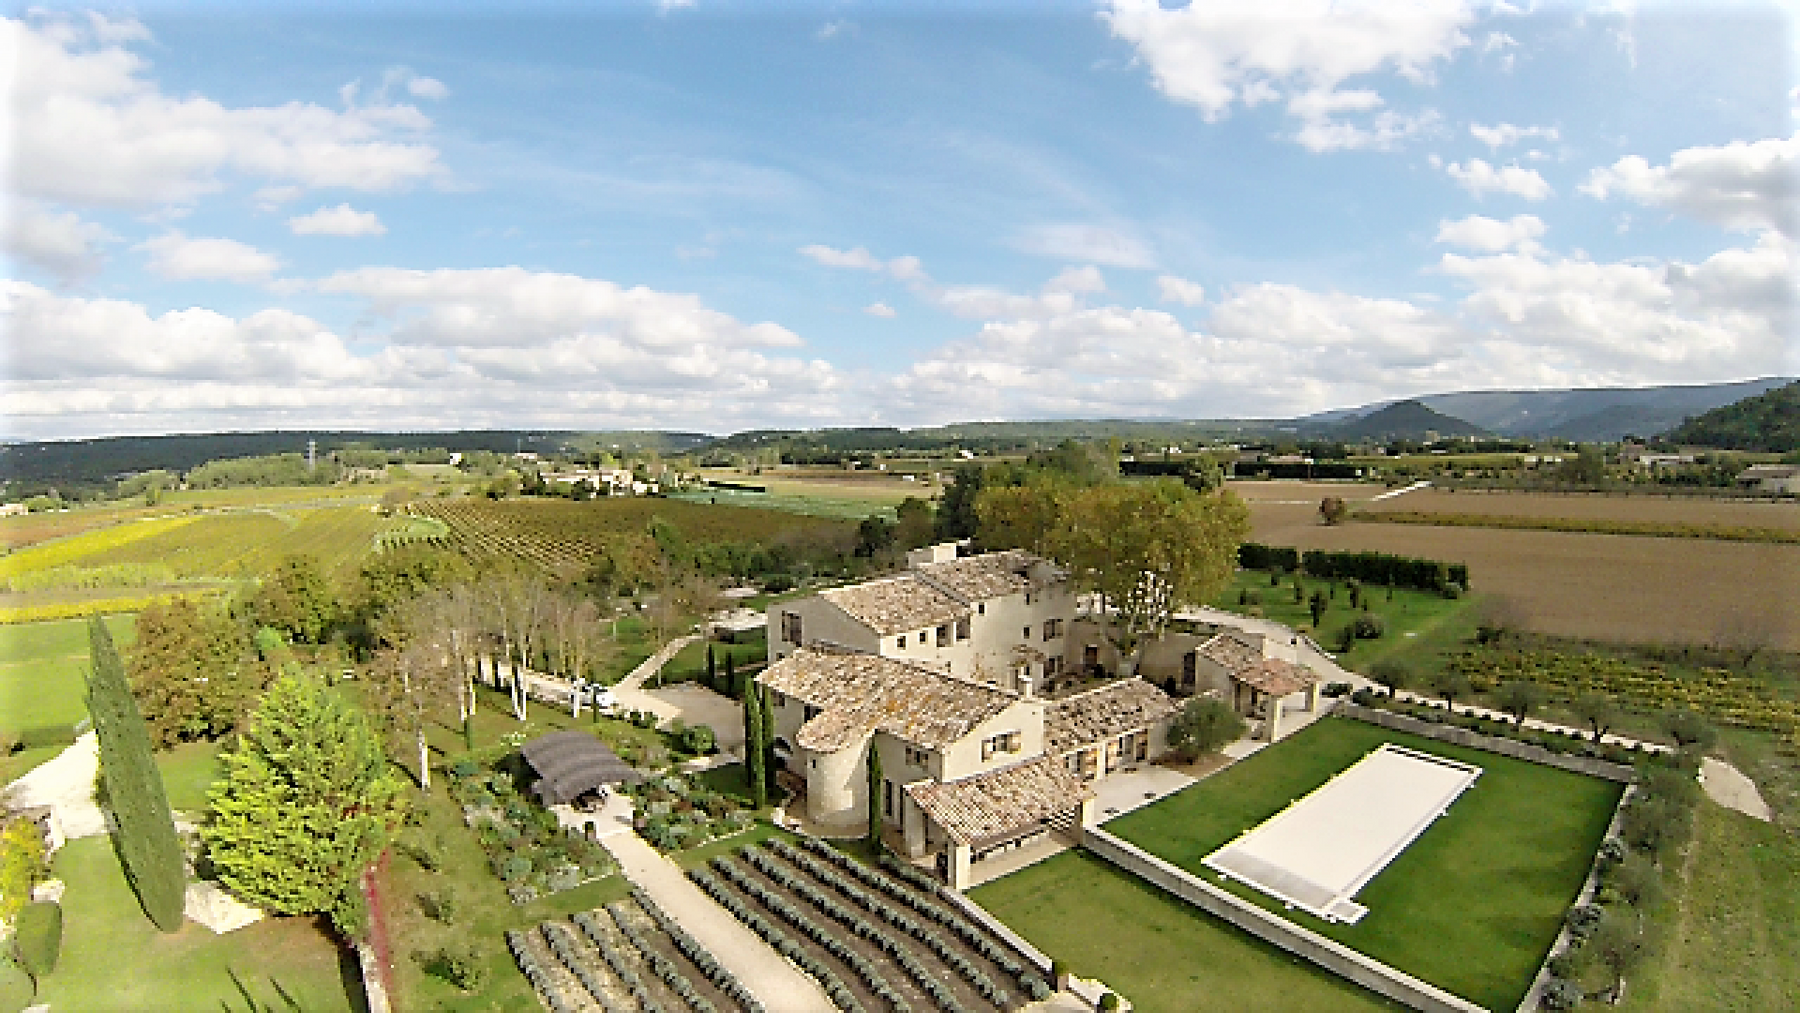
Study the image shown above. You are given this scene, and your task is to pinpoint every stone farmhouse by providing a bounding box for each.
[760,544,1188,888]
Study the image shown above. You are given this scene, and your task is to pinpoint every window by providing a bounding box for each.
[1025,591,1034,605]
[1134,733,1149,763]
[782,611,803,644]
[955,617,970,641]
[977,602,985,615]
[803,703,821,721]
[981,730,1023,760]
[772,691,787,708]
[905,745,929,768]
[1084,644,1099,668]
[883,778,895,820]
[1045,657,1062,678]
[918,631,928,645]
[1022,626,1031,640]
[896,636,906,651]
[937,624,951,647]
[1182,652,1197,684]
[1042,618,1063,641]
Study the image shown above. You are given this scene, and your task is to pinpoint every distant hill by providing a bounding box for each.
[1331,400,1486,441]
[0,429,711,490]
[1410,378,1795,441]
[1661,379,1800,453]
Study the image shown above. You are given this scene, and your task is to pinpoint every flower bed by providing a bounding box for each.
[622,772,756,854]
[447,759,617,905]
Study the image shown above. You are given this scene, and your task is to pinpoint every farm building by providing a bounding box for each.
[761,545,1180,888]
[1736,463,1800,495]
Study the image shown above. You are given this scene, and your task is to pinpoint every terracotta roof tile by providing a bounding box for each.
[1232,657,1318,698]
[758,648,1017,752]
[1045,678,1180,754]
[906,755,1091,846]
[915,550,1059,601]
[1197,631,1263,674]
[818,576,966,635]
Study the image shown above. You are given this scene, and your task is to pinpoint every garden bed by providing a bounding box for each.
[512,895,762,1013]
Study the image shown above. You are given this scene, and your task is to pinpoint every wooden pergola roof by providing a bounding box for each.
[520,730,641,805]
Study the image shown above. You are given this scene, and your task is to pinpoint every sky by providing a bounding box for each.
[1,1,1796,441]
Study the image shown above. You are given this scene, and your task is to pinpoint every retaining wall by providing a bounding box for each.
[940,888,1053,976]
[1084,827,1487,1013]
[1340,704,1637,783]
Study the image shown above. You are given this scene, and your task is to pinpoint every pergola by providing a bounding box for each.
[520,730,642,806]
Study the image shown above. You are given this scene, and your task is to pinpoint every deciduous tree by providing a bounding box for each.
[1494,680,1544,726]
[1165,697,1246,759]
[128,596,257,747]
[1318,496,1348,525]
[247,554,335,644]
[1572,693,1618,743]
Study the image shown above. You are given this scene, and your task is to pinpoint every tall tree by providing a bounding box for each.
[247,554,336,644]
[974,481,1065,555]
[866,740,884,855]
[204,674,407,939]
[87,618,186,933]
[128,596,257,747]
[1049,480,1250,669]
[934,463,985,541]
[743,680,767,809]
[758,681,777,797]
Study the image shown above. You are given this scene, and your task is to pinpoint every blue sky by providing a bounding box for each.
[2,1,1795,440]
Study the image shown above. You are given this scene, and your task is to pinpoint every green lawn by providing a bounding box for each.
[1210,571,1473,672]
[0,614,135,735]
[24,836,361,1013]
[1617,800,1800,1012]
[657,632,767,690]
[1107,716,1622,1011]
[970,850,1400,1013]
[156,739,225,814]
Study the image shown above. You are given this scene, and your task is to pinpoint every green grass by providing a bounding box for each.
[970,850,1400,1013]
[1211,571,1474,672]
[0,614,135,736]
[658,632,767,688]
[1107,716,1622,1011]
[1617,800,1800,1012]
[155,740,225,813]
[27,836,362,1013]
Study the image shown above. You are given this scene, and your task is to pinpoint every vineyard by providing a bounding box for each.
[688,837,1051,1013]
[508,891,764,1013]
[409,498,857,576]
[1444,646,1800,742]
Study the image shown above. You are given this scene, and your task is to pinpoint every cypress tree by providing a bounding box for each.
[706,644,717,690]
[86,618,186,933]
[867,739,884,855]
[743,680,767,809]
[724,653,736,698]
[758,682,777,797]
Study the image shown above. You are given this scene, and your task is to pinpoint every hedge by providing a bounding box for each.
[1238,543,1468,594]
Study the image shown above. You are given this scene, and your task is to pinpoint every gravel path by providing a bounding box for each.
[1699,756,1773,822]
[4,732,105,838]
[599,828,834,1013]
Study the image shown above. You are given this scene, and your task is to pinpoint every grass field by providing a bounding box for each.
[0,615,134,737]
[970,850,1400,1013]
[1357,487,1800,530]
[26,836,362,1013]
[1107,716,1622,1011]
[657,631,768,687]
[1210,570,1474,671]
[1236,482,1800,650]
[1616,801,1800,1012]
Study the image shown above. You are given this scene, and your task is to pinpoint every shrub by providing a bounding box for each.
[1541,976,1584,1009]
[1353,612,1385,639]
[1100,992,1120,1011]
[1321,681,1352,698]
[1564,903,1603,940]
[680,724,718,754]
[499,854,532,882]
[422,886,459,925]
[433,943,488,992]
[1333,624,1356,653]
[13,902,62,980]
[507,883,540,905]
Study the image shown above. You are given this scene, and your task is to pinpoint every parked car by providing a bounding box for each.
[589,686,619,715]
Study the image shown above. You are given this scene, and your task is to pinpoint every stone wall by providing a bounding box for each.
[1339,704,1637,783]
[1083,827,1487,1013]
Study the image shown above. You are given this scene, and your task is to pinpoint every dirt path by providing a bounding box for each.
[599,828,834,1012]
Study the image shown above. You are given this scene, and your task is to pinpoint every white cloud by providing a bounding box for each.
[1433,214,1545,253]
[288,203,387,236]
[138,231,279,283]
[1581,132,1798,237]
[3,267,850,438]
[1446,158,1552,200]
[1014,223,1156,269]
[1156,275,1207,306]
[1102,0,1472,150]
[405,76,447,101]
[1469,122,1557,149]
[864,302,896,318]
[800,244,886,271]
[816,21,855,41]
[658,0,696,12]
[0,200,112,281]
[1,15,444,210]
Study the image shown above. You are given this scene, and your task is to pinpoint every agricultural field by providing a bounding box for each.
[1355,487,1800,530]
[1232,481,1800,649]
[1107,716,1623,1012]
[689,836,1053,1013]
[510,897,761,1013]
[970,850,1398,1013]
[676,468,928,520]
[411,496,857,576]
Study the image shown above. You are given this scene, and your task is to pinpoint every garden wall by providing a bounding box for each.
[940,889,1052,976]
[1338,704,1637,783]
[1083,827,1486,1013]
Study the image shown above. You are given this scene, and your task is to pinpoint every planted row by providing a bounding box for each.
[572,910,669,1013]
[541,921,632,1013]
[632,888,767,1013]
[710,857,921,1013]
[506,929,581,1013]
[688,865,868,1013]
[786,839,1049,999]
[608,900,720,1013]
[876,852,945,896]
[734,849,982,1012]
